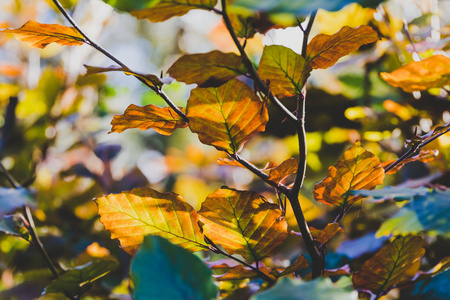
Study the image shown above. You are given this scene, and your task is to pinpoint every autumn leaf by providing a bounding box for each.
[380,55,450,92]
[276,255,309,277]
[213,264,274,281]
[216,157,243,167]
[84,65,164,87]
[258,45,312,98]
[187,79,268,153]
[1,20,85,49]
[352,235,426,296]
[94,187,208,256]
[415,257,450,281]
[382,149,439,174]
[110,104,188,135]
[131,0,217,22]
[306,25,379,69]
[313,141,385,208]
[198,187,287,263]
[263,158,298,185]
[168,51,246,87]
[309,223,343,244]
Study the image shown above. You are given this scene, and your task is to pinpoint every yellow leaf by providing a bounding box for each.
[380,55,450,92]
[309,222,343,244]
[2,20,85,49]
[313,141,385,208]
[306,25,379,69]
[263,158,298,185]
[198,187,287,263]
[187,79,268,153]
[110,104,188,135]
[84,65,164,87]
[95,188,208,256]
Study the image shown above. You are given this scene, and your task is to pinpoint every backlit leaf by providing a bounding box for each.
[2,20,85,49]
[382,149,439,174]
[216,157,243,167]
[380,55,450,92]
[94,187,208,256]
[415,257,450,282]
[263,158,298,185]
[84,65,164,87]
[352,235,425,295]
[213,264,273,281]
[306,25,379,69]
[187,79,268,153]
[198,187,287,263]
[110,104,188,135]
[258,45,312,98]
[313,141,385,208]
[277,255,309,277]
[102,0,159,11]
[309,222,343,244]
[168,51,246,87]
[131,0,218,22]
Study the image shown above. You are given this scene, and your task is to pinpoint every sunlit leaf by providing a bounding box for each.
[306,25,379,69]
[94,187,208,256]
[216,157,243,167]
[131,235,218,300]
[276,255,309,277]
[44,260,119,298]
[382,150,439,174]
[415,257,450,281]
[263,158,298,185]
[1,20,85,49]
[0,188,35,216]
[110,104,188,135]
[350,186,430,202]
[380,55,450,92]
[84,65,164,87]
[309,222,343,244]
[198,187,287,263]
[131,0,218,22]
[376,209,423,237]
[258,45,312,98]
[102,0,159,11]
[313,141,385,208]
[405,122,450,148]
[213,264,273,281]
[187,79,268,153]
[168,51,246,87]
[352,235,425,295]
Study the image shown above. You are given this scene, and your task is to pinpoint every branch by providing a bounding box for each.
[51,0,189,123]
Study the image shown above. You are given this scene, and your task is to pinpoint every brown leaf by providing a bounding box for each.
[94,188,207,256]
[84,65,164,87]
[110,104,188,135]
[313,141,385,208]
[213,264,274,281]
[263,158,298,185]
[309,222,343,244]
[382,149,439,175]
[2,20,85,49]
[353,235,425,296]
[380,55,450,92]
[168,51,246,87]
[276,255,309,277]
[303,265,350,280]
[198,187,288,263]
[306,25,379,69]
[187,79,268,153]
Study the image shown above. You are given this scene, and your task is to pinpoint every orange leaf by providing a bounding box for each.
[276,255,309,277]
[352,235,425,296]
[168,51,246,87]
[198,187,287,263]
[263,158,298,185]
[382,149,439,175]
[213,264,274,281]
[2,20,85,49]
[309,222,343,244]
[313,141,385,207]
[258,45,312,98]
[380,55,450,92]
[110,104,188,135]
[131,0,217,22]
[84,65,164,87]
[187,79,268,153]
[94,187,208,256]
[306,25,379,69]
[216,157,243,167]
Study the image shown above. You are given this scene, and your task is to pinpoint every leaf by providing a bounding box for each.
[309,222,343,244]
[168,51,246,87]
[216,157,243,167]
[306,25,379,69]
[258,45,312,98]
[44,260,119,298]
[1,20,85,49]
[84,65,164,87]
[102,0,159,11]
[350,186,430,202]
[94,187,208,256]
[277,255,309,277]
[251,277,358,300]
[213,264,273,281]
[405,122,450,148]
[187,79,268,153]
[336,232,389,259]
[415,257,450,281]
[131,0,218,22]
[413,270,450,300]
[198,187,287,263]
[130,235,218,300]
[352,235,426,296]
[382,150,439,174]
[0,214,29,240]
[376,209,423,237]
[110,104,188,135]
[313,141,385,208]
[0,187,35,216]
[380,55,450,92]
[262,158,298,185]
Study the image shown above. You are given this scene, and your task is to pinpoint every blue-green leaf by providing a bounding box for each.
[0,188,35,216]
[413,270,450,300]
[350,186,430,202]
[0,214,29,240]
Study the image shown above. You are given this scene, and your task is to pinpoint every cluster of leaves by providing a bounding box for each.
[0,0,450,299]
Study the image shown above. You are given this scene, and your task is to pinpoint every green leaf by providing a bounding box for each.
[376,209,423,237]
[251,277,357,300]
[257,45,312,98]
[131,235,218,300]
[102,0,159,11]
[0,188,35,216]
[44,260,119,299]
[0,214,29,240]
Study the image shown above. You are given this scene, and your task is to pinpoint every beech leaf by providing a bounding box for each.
[216,157,243,167]
[382,149,439,174]
[352,235,426,296]
[313,141,385,208]
[187,79,268,153]
[84,65,164,87]
[2,20,85,49]
[258,45,312,98]
[198,187,288,263]
[277,255,309,277]
[380,55,450,92]
[309,222,343,244]
[213,264,273,281]
[263,158,298,185]
[110,104,188,135]
[306,25,379,69]
[415,257,450,282]
[94,187,208,256]
[0,187,35,216]
[168,51,246,87]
